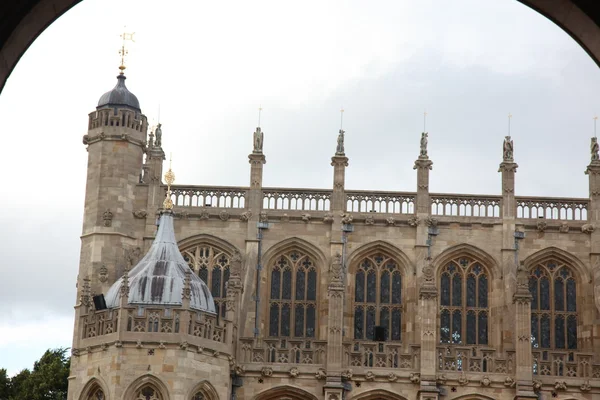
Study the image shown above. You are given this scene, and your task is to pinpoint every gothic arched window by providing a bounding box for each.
[136,386,162,400]
[529,260,577,349]
[354,253,402,341]
[88,387,104,400]
[439,257,489,345]
[268,250,317,338]
[192,393,205,400]
[182,245,231,317]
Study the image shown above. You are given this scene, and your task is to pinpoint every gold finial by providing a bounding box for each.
[340,107,344,130]
[163,153,175,210]
[118,28,135,74]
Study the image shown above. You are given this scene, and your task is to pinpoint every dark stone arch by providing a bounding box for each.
[187,380,220,400]
[347,240,413,277]
[523,246,590,284]
[178,233,241,256]
[251,385,319,400]
[262,236,328,269]
[433,243,500,281]
[77,377,109,400]
[121,374,170,400]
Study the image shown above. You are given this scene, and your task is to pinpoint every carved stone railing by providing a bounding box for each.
[239,338,326,365]
[170,185,247,208]
[345,191,415,214]
[532,349,597,378]
[437,346,514,374]
[262,188,331,211]
[82,309,119,338]
[343,341,419,369]
[431,194,501,218]
[516,196,588,221]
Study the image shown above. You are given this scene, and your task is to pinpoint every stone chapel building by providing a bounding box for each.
[67,68,600,400]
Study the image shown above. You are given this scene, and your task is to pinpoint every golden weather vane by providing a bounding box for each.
[163,153,175,210]
[118,28,136,74]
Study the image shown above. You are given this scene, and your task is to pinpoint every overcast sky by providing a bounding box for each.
[1,0,599,375]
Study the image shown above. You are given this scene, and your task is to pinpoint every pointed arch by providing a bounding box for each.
[523,246,590,284]
[187,380,219,400]
[351,389,409,400]
[122,374,170,400]
[78,377,109,400]
[177,233,241,256]
[347,240,413,277]
[433,243,500,280]
[251,385,319,400]
[262,237,328,268]
[450,395,499,400]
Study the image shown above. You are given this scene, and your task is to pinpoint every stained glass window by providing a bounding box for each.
[182,245,231,318]
[354,253,403,341]
[268,250,317,337]
[529,261,577,349]
[439,258,489,345]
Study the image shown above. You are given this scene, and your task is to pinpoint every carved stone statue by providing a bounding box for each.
[336,129,345,155]
[155,123,162,147]
[503,135,514,161]
[253,127,263,153]
[591,137,599,161]
[419,132,428,158]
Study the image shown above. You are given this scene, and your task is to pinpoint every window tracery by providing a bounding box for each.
[135,386,162,400]
[88,387,104,400]
[192,393,205,400]
[353,253,402,341]
[439,257,489,345]
[529,260,577,349]
[182,244,231,317]
[268,250,317,337]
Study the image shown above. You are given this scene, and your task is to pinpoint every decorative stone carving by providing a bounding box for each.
[179,341,188,350]
[336,129,345,155]
[341,369,353,381]
[136,340,142,349]
[98,265,108,283]
[182,269,192,300]
[532,380,542,393]
[409,372,420,384]
[364,215,375,225]
[581,380,591,391]
[240,210,252,222]
[422,263,434,283]
[289,367,299,378]
[323,213,334,223]
[179,211,189,220]
[219,211,230,221]
[365,371,375,381]
[536,221,547,232]
[582,223,595,234]
[458,374,469,386]
[133,209,148,219]
[114,341,122,348]
[480,376,491,387]
[125,247,142,267]
[340,213,353,225]
[420,132,428,158]
[559,222,569,233]
[503,376,515,388]
[158,341,166,349]
[71,348,80,357]
[330,252,343,284]
[281,214,290,222]
[261,367,273,377]
[436,375,447,385]
[388,372,399,382]
[259,211,268,222]
[554,381,567,391]
[301,213,311,222]
[155,123,162,147]
[315,369,327,380]
[592,137,599,161]
[253,127,264,153]
[424,216,438,227]
[213,351,220,358]
[386,216,396,226]
[408,216,419,227]
[103,209,113,227]
[199,209,210,220]
[503,135,514,161]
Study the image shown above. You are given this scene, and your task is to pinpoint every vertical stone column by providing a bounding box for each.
[585,152,600,353]
[226,251,244,352]
[143,144,166,250]
[413,154,433,346]
[513,264,537,399]
[324,254,345,399]
[418,262,439,399]
[239,144,266,339]
[499,141,518,350]
[331,155,348,212]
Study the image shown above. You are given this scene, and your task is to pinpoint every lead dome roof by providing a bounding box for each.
[97,74,141,111]
[105,211,215,312]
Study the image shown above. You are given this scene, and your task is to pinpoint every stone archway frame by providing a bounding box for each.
[186,380,220,400]
[349,388,409,400]
[121,374,171,400]
[77,376,111,400]
[250,384,319,400]
[177,233,242,257]
[432,243,501,282]
[346,240,414,278]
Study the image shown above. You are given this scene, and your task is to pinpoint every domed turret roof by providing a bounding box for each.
[105,211,215,312]
[97,74,140,111]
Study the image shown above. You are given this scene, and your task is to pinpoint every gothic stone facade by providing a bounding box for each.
[68,102,600,400]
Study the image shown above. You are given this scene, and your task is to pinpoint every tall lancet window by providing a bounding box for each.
[439,257,489,345]
[529,260,577,349]
[268,250,317,337]
[88,387,105,400]
[182,245,231,317]
[135,386,162,400]
[354,253,402,341]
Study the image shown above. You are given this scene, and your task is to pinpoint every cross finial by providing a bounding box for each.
[163,154,175,210]
[340,107,344,130]
[118,28,135,74]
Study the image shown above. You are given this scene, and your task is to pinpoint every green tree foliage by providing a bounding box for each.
[1,348,70,400]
